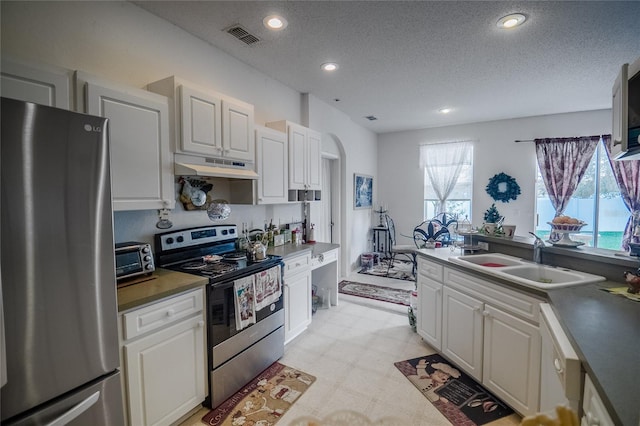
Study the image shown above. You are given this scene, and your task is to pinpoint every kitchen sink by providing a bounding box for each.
[449,253,524,267]
[448,253,606,290]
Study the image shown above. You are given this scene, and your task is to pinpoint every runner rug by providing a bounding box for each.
[394,354,515,425]
[358,258,415,281]
[338,280,411,306]
[201,362,316,426]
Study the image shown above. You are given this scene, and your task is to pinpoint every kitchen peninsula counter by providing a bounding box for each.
[414,248,637,425]
[117,268,208,312]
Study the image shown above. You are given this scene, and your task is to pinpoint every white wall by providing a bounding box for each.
[378,110,611,239]
[1,1,377,273]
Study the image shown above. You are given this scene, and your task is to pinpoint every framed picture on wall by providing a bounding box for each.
[354,173,373,209]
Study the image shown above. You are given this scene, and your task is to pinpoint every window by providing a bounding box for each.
[535,139,627,249]
[421,142,474,221]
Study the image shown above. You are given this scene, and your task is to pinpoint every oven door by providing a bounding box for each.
[208,265,284,368]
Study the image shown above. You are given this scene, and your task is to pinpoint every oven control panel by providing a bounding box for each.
[157,225,237,251]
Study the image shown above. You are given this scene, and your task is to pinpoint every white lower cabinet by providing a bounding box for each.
[120,288,206,426]
[283,253,312,344]
[417,258,444,350]
[419,259,543,417]
[582,375,614,426]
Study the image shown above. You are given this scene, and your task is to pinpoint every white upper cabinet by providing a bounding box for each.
[76,72,174,211]
[0,57,71,109]
[255,126,288,204]
[179,84,222,156]
[148,76,255,163]
[266,120,322,191]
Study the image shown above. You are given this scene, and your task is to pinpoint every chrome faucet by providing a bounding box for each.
[529,232,546,264]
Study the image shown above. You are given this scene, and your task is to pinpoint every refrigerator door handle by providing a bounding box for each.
[45,391,100,426]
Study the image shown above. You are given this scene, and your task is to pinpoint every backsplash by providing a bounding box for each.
[114,203,304,246]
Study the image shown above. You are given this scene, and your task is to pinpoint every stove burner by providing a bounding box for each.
[180,261,208,270]
[223,251,248,261]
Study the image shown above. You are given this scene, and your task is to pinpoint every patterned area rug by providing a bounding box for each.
[358,258,415,281]
[394,354,515,426]
[338,280,411,306]
[201,362,315,426]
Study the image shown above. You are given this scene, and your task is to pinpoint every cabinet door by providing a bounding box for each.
[256,127,288,204]
[0,58,70,109]
[483,304,540,416]
[124,315,206,426]
[306,129,322,190]
[417,276,442,350]
[288,123,307,190]
[582,375,615,426]
[284,270,312,344]
[82,74,173,211]
[179,85,222,156]
[222,98,255,161]
[441,286,483,381]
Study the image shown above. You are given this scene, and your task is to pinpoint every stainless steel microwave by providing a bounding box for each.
[115,241,155,281]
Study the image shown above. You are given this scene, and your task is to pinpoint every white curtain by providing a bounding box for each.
[420,141,473,214]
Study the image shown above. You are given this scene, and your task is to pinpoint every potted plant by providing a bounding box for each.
[483,204,503,234]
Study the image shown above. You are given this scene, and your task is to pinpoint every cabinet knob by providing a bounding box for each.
[553,358,564,374]
[482,310,490,317]
[166,309,175,317]
[473,306,482,312]
[198,320,205,328]
[586,411,600,426]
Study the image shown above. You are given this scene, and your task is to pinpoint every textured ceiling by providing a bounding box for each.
[133,1,640,134]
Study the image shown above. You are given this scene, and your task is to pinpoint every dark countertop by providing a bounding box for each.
[117,268,208,312]
[548,284,640,426]
[415,248,639,424]
[267,242,339,259]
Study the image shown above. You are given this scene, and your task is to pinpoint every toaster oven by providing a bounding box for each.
[115,241,155,281]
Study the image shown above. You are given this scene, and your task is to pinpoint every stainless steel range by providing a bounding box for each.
[154,225,284,409]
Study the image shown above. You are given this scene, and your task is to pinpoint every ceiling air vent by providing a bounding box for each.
[225,24,261,45]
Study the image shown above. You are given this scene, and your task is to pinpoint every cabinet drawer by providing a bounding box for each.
[445,268,542,323]
[123,288,204,340]
[311,249,337,269]
[284,253,311,277]
[418,257,444,282]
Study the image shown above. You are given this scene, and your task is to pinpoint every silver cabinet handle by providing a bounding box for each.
[46,391,100,426]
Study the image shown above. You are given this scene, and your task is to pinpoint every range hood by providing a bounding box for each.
[174,153,258,179]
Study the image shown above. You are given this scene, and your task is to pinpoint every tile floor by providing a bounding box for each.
[181,271,521,425]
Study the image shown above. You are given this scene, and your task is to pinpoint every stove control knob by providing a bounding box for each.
[229,229,235,234]
[166,237,174,244]
[221,229,228,235]
[141,246,150,253]
[145,264,154,270]
[177,236,184,243]
[143,255,152,261]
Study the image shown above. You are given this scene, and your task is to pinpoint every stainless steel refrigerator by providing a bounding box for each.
[0,97,124,425]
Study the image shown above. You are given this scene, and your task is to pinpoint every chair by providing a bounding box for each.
[413,213,458,247]
[385,215,418,278]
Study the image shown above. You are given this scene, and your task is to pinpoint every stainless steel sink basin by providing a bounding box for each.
[448,253,606,290]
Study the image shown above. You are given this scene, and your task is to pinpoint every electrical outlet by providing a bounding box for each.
[478,242,489,251]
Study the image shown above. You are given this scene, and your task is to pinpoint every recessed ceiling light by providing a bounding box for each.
[321,62,339,72]
[263,15,287,30]
[438,107,452,114]
[496,13,526,29]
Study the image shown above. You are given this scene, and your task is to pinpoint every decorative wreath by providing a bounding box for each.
[486,172,521,203]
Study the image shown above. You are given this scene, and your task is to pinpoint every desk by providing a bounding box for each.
[372,226,391,258]
[311,246,339,307]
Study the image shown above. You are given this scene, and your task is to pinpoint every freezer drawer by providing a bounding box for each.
[2,371,124,426]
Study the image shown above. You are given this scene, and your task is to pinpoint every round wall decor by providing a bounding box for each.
[486,172,521,202]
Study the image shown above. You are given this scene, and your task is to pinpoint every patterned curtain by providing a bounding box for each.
[603,135,640,250]
[535,136,600,216]
[419,141,473,215]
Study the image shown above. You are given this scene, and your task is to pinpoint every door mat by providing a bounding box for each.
[338,280,411,306]
[394,354,515,426]
[358,259,415,281]
[201,362,316,426]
